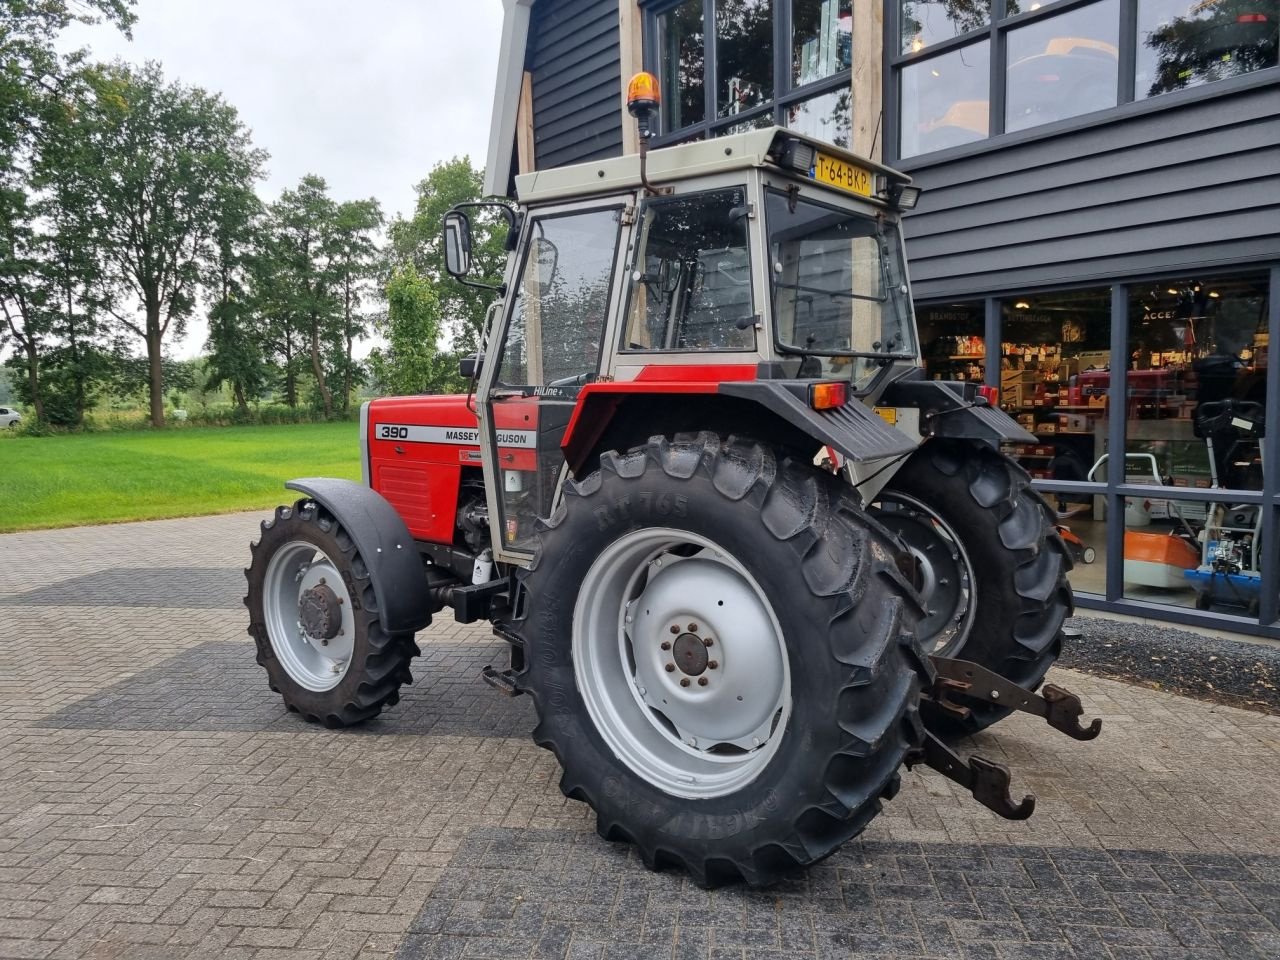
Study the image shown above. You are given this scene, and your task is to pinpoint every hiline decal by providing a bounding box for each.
[375,423,537,448]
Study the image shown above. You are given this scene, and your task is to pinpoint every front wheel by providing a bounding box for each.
[516,435,930,887]
[245,500,420,727]
[871,440,1073,737]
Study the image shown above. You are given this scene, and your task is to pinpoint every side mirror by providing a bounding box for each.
[459,352,484,380]
[443,211,472,278]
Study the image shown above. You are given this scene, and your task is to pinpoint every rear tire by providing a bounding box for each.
[516,434,931,888]
[872,439,1072,738]
[245,500,420,728]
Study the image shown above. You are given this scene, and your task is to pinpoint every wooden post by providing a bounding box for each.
[516,71,537,173]
[852,0,884,161]
[619,0,644,154]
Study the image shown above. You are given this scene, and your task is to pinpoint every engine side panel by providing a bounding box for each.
[366,395,536,545]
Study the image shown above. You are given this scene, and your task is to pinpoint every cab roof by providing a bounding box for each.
[513,127,912,206]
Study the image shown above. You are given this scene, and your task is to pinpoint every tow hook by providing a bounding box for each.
[929,656,1103,741]
[906,732,1036,820]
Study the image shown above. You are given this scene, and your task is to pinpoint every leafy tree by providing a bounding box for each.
[331,198,383,411]
[368,265,460,396]
[0,365,12,403]
[260,174,345,417]
[71,61,266,427]
[205,178,267,413]
[386,157,506,353]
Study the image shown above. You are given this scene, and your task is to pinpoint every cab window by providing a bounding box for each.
[621,187,756,352]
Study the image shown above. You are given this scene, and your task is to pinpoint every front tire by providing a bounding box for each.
[516,435,930,887]
[245,500,420,727]
[872,440,1073,737]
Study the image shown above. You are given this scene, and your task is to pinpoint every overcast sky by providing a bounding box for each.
[60,0,505,358]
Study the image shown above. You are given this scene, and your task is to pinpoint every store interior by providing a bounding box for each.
[916,273,1270,616]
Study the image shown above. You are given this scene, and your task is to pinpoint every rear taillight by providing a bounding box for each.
[809,381,849,410]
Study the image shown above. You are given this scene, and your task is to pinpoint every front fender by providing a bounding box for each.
[285,477,433,635]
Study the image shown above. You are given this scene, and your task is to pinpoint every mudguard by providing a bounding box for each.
[719,380,917,461]
[879,377,1037,444]
[285,477,434,634]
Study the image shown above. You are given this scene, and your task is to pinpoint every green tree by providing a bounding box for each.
[332,198,382,411]
[368,265,459,396]
[386,157,506,353]
[73,61,266,427]
[205,178,267,414]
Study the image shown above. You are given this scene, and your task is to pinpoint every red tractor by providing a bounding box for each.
[246,84,1098,887]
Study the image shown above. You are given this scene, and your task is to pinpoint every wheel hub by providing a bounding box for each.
[672,631,709,676]
[299,583,342,640]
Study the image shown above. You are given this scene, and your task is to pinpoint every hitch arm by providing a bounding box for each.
[929,656,1103,741]
[907,732,1035,820]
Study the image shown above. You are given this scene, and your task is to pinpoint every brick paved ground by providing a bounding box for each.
[1,512,1278,960]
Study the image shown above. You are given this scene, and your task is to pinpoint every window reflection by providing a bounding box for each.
[658,0,706,132]
[785,87,852,146]
[718,0,774,117]
[900,0,992,54]
[793,0,852,84]
[1137,0,1279,99]
[1005,0,1119,133]
[900,41,990,158]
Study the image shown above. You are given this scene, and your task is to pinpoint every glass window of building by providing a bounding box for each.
[649,0,855,142]
[658,0,706,132]
[1005,0,1120,134]
[900,40,991,158]
[900,0,991,54]
[717,0,773,117]
[996,289,1112,597]
[1136,0,1280,99]
[917,301,985,383]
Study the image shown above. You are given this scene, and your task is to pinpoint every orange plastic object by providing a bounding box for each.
[809,381,849,410]
[626,72,660,112]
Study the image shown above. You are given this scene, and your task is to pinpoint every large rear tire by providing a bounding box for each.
[515,434,930,888]
[872,439,1073,737]
[245,500,420,728]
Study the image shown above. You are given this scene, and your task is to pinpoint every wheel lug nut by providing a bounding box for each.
[660,641,671,651]
[665,664,675,673]
[670,625,680,635]
[703,638,714,647]
[697,677,708,686]
[708,660,719,670]
[687,623,698,632]
[680,678,690,687]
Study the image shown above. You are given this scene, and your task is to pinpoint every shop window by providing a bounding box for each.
[658,0,706,132]
[899,40,990,158]
[997,289,1111,534]
[1120,494,1264,619]
[1005,0,1120,134]
[1136,0,1280,100]
[718,0,773,117]
[917,301,985,383]
[794,0,852,85]
[900,0,991,54]
[1125,275,1269,494]
[649,0,855,143]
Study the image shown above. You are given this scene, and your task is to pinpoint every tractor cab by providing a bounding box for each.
[445,126,926,561]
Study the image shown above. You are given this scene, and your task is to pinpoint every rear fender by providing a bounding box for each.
[284,478,435,634]
[879,376,1036,444]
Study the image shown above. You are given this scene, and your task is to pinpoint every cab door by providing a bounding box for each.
[476,200,629,562]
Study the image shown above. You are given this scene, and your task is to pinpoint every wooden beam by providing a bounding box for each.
[852,0,884,161]
[618,0,643,154]
[516,70,536,173]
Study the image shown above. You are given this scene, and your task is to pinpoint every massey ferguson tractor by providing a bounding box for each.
[245,74,1100,888]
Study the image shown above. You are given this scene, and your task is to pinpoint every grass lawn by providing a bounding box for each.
[0,422,361,533]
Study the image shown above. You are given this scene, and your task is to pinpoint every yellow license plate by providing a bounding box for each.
[812,152,872,197]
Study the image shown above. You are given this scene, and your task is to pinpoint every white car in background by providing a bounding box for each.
[0,406,21,429]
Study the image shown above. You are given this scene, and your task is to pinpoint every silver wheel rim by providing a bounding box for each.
[874,492,975,655]
[263,540,356,692]
[573,528,791,799]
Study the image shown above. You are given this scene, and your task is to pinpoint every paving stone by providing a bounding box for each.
[2,512,1279,960]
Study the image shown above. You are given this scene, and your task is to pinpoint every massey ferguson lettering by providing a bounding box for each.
[375,423,536,449]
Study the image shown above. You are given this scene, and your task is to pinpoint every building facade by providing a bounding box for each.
[487,0,1280,637]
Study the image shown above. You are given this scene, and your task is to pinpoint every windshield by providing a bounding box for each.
[766,190,917,388]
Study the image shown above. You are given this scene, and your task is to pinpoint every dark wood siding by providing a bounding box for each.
[529,0,623,169]
[899,77,1280,300]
